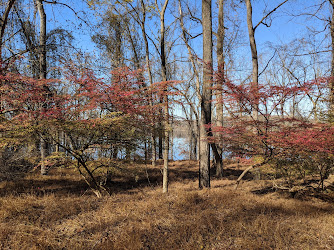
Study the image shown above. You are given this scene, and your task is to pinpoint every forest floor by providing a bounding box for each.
[0,160,333,249]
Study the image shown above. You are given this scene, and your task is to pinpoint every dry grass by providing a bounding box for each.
[0,161,333,249]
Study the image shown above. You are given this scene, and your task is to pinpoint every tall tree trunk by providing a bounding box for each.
[144,139,148,162]
[55,131,60,152]
[214,0,225,177]
[170,115,173,161]
[178,0,201,162]
[0,0,15,145]
[244,0,288,121]
[199,0,213,188]
[157,0,170,193]
[36,0,46,80]
[158,123,163,159]
[151,134,157,167]
[40,136,46,174]
[190,120,197,160]
[330,0,334,120]
[245,0,259,121]
[140,0,156,167]
[114,17,122,67]
[36,0,47,175]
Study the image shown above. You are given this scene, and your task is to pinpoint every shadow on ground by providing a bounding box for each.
[1,161,333,203]
[251,182,334,203]
[0,177,89,197]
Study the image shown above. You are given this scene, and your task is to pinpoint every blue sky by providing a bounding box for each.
[20,0,329,122]
[38,0,331,78]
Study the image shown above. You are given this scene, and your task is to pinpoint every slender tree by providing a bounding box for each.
[245,0,259,120]
[329,0,334,119]
[199,0,213,188]
[156,0,170,193]
[138,0,158,167]
[178,0,201,161]
[214,0,225,177]
[36,0,48,175]
[245,0,289,120]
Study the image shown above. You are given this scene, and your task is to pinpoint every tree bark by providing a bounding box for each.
[36,0,47,175]
[158,125,163,159]
[170,115,173,161]
[113,17,122,67]
[40,136,47,175]
[245,0,289,120]
[36,0,47,79]
[329,0,334,119]
[215,0,225,177]
[178,1,201,162]
[157,0,170,193]
[199,0,213,188]
[140,0,156,167]
[178,0,201,161]
[245,0,259,121]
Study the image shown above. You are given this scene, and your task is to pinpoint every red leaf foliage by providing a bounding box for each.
[0,62,177,143]
[211,71,333,163]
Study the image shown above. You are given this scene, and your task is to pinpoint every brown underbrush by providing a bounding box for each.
[0,161,333,249]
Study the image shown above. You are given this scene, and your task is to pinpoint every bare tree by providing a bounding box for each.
[178,0,201,161]
[139,0,157,167]
[155,0,170,193]
[245,0,259,120]
[329,0,334,119]
[0,0,15,59]
[200,0,213,188]
[36,0,48,175]
[245,0,289,120]
[214,0,225,177]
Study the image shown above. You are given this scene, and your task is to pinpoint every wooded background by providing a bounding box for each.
[0,0,333,195]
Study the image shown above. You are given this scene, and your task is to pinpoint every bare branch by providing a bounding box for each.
[259,49,277,77]
[235,159,270,189]
[186,2,202,24]
[42,0,91,28]
[0,0,16,51]
[289,50,331,57]
[254,0,289,31]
